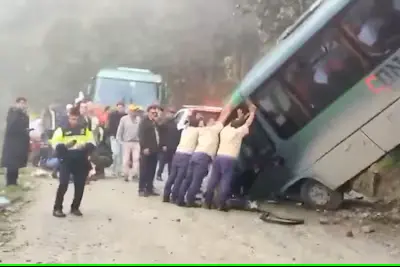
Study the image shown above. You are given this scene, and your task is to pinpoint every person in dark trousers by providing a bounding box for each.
[157,107,180,181]
[90,124,113,179]
[204,102,256,211]
[1,97,30,186]
[138,105,162,197]
[176,108,231,207]
[51,107,96,218]
[163,116,201,203]
[107,102,127,177]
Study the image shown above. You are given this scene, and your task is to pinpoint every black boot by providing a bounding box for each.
[203,202,212,210]
[186,202,201,208]
[217,205,230,212]
[53,209,66,218]
[147,189,160,196]
[176,201,186,207]
[139,190,148,197]
[70,208,83,216]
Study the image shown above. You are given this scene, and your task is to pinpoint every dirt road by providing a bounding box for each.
[1,178,399,264]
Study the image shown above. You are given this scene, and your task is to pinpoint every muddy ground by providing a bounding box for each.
[0,176,400,264]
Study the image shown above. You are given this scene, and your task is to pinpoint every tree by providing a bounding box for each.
[235,0,316,45]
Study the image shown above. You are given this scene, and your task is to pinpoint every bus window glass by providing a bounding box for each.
[284,28,367,116]
[342,0,400,65]
[252,79,309,139]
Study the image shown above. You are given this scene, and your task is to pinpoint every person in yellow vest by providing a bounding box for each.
[203,102,256,211]
[50,107,96,218]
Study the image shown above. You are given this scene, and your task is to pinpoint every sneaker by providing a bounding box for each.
[124,177,129,182]
[162,196,170,203]
[139,191,147,197]
[70,209,83,216]
[53,210,66,218]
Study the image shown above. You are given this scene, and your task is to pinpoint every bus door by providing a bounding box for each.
[237,117,292,200]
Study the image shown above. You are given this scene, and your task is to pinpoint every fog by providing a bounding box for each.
[0,0,260,115]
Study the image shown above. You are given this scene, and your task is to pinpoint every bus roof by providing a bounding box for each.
[182,105,222,112]
[277,0,325,43]
[230,0,351,105]
[97,67,162,83]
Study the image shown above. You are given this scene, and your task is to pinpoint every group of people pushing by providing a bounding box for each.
[162,101,256,211]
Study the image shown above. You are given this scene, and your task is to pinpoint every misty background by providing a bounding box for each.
[0,0,315,116]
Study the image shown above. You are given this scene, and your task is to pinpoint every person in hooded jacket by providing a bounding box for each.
[1,97,30,186]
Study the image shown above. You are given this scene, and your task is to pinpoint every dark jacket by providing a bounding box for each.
[91,126,113,168]
[138,117,161,154]
[1,107,30,169]
[107,110,126,137]
[159,118,180,151]
[79,115,92,130]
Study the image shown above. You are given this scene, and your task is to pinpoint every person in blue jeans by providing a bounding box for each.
[204,103,256,211]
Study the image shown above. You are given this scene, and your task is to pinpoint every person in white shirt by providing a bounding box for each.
[162,116,202,203]
[176,110,231,207]
[204,103,256,211]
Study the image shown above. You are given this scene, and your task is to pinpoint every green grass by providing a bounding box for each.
[0,167,36,204]
[373,148,400,172]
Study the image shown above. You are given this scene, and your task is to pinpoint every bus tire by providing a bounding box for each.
[300,179,343,211]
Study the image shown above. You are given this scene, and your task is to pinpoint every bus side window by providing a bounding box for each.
[252,79,309,139]
[283,27,367,117]
[341,0,400,66]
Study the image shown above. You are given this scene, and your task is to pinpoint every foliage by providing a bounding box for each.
[235,0,316,45]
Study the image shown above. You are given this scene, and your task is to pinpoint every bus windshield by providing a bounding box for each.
[93,77,158,107]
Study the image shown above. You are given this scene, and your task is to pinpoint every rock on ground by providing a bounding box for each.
[0,179,399,264]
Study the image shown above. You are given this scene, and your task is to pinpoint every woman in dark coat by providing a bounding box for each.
[1,97,30,186]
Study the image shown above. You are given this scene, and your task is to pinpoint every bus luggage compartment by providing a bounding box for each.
[311,130,384,190]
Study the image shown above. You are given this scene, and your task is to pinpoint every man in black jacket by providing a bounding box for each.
[106,102,126,176]
[138,104,162,197]
[1,97,30,186]
[156,107,180,181]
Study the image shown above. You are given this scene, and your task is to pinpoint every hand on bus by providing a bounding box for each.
[162,146,167,152]
[143,148,150,155]
[249,103,257,113]
[245,99,257,112]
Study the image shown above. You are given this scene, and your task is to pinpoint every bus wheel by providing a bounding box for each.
[300,179,343,211]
